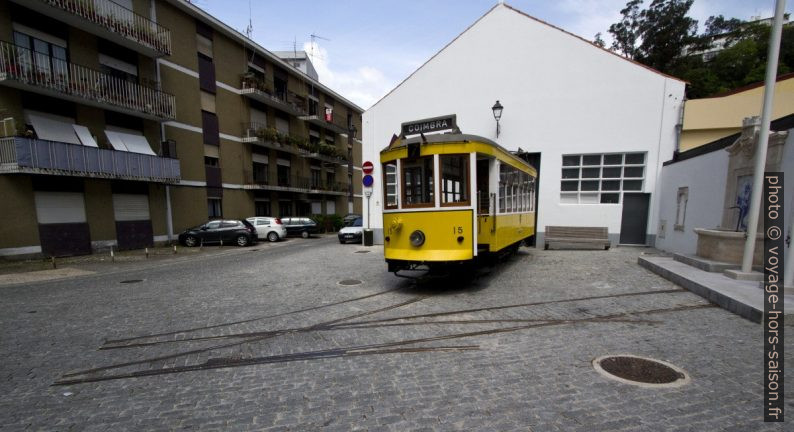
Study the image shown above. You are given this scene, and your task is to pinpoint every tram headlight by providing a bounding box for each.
[409,230,425,247]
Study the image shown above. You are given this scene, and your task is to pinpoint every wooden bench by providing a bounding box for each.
[544,226,610,250]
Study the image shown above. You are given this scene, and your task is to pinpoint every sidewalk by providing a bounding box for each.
[0,236,325,286]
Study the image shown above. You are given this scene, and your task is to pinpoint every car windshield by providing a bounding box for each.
[349,218,362,227]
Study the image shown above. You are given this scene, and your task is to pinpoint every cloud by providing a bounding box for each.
[303,41,394,110]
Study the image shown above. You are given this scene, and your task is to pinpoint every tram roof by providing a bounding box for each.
[381,132,536,174]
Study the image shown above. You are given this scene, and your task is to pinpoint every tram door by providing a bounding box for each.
[476,159,490,215]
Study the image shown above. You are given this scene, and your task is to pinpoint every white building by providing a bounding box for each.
[362,3,685,246]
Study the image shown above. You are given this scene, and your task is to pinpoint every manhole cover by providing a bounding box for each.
[593,355,690,388]
[354,251,370,254]
[338,279,362,286]
[119,279,143,284]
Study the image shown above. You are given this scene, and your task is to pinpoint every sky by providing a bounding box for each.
[192,0,791,110]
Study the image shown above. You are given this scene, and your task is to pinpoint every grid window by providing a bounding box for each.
[402,156,434,207]
[559,152,646,204]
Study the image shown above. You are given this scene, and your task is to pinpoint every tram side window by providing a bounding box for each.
[402,156,434,207]
[383,162,398,209]
[441,155,469,205]
[500,163,535,213]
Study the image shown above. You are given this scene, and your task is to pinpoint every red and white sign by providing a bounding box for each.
[362,161,374,174]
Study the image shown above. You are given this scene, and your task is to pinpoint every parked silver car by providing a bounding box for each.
[246,217,288,242]
[338,217,363,244]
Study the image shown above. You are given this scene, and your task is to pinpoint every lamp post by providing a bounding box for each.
[492,100,503,138]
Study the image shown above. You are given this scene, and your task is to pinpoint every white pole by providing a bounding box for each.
[741,0,787,273]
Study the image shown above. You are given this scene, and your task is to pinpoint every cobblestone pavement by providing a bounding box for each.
[0,238,791,431]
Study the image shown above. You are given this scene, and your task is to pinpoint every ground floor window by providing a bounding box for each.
[279,200,292,217]
[560,152,645,204]
[208,198,222,219]
[255,200,270,216]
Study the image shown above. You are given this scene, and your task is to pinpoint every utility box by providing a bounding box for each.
[363,229,374,246]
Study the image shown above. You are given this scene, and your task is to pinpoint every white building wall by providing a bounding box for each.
[653,150,729,255]
[362,4,685,245]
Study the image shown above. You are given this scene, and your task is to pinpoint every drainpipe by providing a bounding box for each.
[784,191,793,288]
[152,0,174,243]
[674,96,686,155]
[740,0,786,274]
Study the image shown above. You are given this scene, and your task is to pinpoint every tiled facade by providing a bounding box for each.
[0,0,363,257]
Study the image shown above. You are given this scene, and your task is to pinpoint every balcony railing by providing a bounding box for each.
[242,123,348,165]
[31,0,171,56]
[0,41,175,120]
[242,171,346,194]
[0,137,180,183]
[240,75,307,116]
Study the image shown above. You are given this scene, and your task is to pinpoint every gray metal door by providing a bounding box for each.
[620,193,650,245]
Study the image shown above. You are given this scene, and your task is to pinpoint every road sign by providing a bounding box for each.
[363,175,373,187]
[362,161,374,174]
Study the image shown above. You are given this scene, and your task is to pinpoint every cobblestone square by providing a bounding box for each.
[0,238,791,431]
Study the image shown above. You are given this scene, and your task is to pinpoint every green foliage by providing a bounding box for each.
[604,1,794,98]
[311,214,344,232]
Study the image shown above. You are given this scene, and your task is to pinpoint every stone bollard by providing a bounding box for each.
[110,245,115,262]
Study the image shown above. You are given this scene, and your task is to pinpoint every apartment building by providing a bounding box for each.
[0,0,363,257]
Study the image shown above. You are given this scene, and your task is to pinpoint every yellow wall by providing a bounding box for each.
[681,77,794,151]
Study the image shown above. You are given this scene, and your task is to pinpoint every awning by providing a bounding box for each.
[104,130,156,155]
[72,125,98,147]
[104,131,129,151]
[25,111,81,145]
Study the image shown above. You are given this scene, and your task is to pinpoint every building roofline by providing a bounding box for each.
[369,2,685,111]
[664,112,794,166]
[692,72,794,100]
[165,0,364,113]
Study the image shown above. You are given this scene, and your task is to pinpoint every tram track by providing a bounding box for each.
[54,302,714,386]
[55,285,713,386]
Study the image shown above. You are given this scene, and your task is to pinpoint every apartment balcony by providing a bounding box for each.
[241,122,304,156]
[242,173,347,195]
[12,0,171,57]
[298,113,350,135]
[0,137,181,183]
[240,75,307,116]
[0,41,176,121]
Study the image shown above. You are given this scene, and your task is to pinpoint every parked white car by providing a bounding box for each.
[338,217,363,244]
[246,217,287,242]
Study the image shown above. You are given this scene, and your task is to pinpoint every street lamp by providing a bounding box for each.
[492,100,503,138]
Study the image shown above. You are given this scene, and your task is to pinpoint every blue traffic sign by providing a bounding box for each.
[363,174,373,187]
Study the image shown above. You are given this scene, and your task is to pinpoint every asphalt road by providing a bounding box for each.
[0,238,791,431]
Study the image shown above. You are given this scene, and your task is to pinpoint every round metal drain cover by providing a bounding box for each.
[593,355,690,388]
[119,279,144,284]
[354,250,370,254]
[338,279,362,286]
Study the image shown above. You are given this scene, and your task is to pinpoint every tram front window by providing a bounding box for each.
[441,154,469,205]
[402,156,434,207]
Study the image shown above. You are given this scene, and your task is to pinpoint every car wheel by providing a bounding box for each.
[301,230,309,239]
[267,231,279,242]
[339,239,345,244]
[236,235,249,247]
[184,235,198,247]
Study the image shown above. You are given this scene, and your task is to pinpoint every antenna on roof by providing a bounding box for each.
[309,33,330,60]
[245,0,253,38]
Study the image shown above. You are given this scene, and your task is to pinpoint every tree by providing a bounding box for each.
[608,0,642,58]
[593,32,606,48]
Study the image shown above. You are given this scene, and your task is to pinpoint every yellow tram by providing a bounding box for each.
[380,118,537,274]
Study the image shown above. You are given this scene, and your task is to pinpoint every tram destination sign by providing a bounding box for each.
[401,115,457,137]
